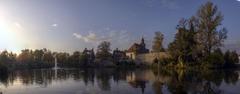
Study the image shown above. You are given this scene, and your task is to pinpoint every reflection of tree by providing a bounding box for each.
[224,70,239,85]
[96,69,112,91]
[152,68,239,94]
[152,81,163,94]
[0,73,9,86]
[202,70,224,86]
[128,80,147,94]
[201,82,222,94]
[82,69,95,86]
[0,68,238,94]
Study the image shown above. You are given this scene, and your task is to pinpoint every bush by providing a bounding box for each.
[0,62,8,75]
[205,49,224,68]
[224,50,239,67]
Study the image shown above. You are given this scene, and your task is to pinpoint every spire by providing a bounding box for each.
[140,36,145,47]
[141,36,144,44]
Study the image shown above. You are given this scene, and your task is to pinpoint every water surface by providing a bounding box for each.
[0,68,240,94]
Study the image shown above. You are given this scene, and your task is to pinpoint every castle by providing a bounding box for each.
[126,37,169,64]
[126,37,149,60]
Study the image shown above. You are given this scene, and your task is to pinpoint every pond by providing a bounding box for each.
[0,68,240,94]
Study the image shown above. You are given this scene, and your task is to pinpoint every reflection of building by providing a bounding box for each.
[126,37,149,59]
[83,48,95,63]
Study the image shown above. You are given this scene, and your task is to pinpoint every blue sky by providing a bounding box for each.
[0,0,240,53]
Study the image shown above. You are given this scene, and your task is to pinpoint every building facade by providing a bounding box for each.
[113,48,127,62]
[126,37,149,60]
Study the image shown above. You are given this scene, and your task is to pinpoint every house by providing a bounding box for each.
[126,37,149,59]
[112,48,127,62]
[82,48,95,63]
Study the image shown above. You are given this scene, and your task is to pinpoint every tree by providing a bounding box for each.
[195,1,227,57]
[17,49,34,63]
[168,1,228,64]
[96,41,112,61]
[152,32,164,52]
[42,51,54,63]
[33,49,44,62]
[205,48,224,67]
[168,19,198,63]
[70,51,81,63]
[224,50,239,67]
[0,51,10,63]
[56,52,69,64]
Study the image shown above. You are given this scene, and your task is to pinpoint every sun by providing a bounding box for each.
[0,13,23,53]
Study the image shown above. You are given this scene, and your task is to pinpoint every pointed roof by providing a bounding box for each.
[127,43,140,52]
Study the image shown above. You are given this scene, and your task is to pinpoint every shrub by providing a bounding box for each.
[0,62,8,75]
[224,50,239,67]
[205,49,224,68]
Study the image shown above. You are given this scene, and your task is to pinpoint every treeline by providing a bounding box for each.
[153,2,239,68]
[0,41,134,70]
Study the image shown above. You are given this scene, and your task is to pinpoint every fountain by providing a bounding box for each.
[53,56,59,70]
[53,55,59,79]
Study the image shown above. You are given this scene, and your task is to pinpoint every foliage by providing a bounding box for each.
[152,32,165,52]
[96,41,112,61]
[0,62,8,75]
[168,18,198,63]
[204,48,225,68]
[168,1,228,67]
[195,1,227,56]
[224,50,239,67]
[0,51,16,65]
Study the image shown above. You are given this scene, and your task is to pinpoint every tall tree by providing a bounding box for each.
[168,19,197,63]
[152,32,164,52]
[96,41,112,61]
[168,1,228,63]
[195,1,227,56]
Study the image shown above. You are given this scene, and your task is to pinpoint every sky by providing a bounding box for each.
[0,0,240,53]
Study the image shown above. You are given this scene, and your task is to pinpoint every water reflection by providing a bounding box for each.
[0,68,239,94]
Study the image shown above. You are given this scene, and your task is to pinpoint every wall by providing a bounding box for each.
[135,52,170,65]
[126,52,136,60]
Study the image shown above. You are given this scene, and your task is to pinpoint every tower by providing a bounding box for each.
[140,37,145,48]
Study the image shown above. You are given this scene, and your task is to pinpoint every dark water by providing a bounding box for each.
[0,68,240,94]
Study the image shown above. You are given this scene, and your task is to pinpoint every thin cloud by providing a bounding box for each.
[52,24,58,27]
[73,28,131,46]
[73,32,97,43]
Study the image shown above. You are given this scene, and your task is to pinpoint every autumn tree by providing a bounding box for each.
[168,19,198,63]
[168,1,228,64]
[152,32,165,52]
[195,1,227,57]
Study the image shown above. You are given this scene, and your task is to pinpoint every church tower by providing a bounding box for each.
[140,37,145,48]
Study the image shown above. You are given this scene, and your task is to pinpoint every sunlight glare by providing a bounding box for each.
[0,12,23,54]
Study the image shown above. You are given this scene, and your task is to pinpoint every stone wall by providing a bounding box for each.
[135,52,170,65]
